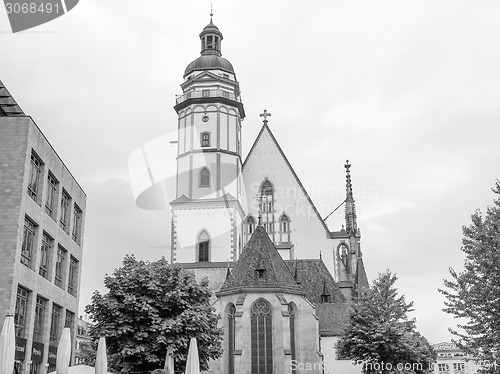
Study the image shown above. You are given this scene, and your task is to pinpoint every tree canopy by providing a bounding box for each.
[440,180,500,373]
[85,255,223,373]
[338,270,435,374]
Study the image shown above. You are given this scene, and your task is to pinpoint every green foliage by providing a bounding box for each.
[338,270,435,374]
[75,340,96,366]
[85,255,223,373]
[439,181,500,374]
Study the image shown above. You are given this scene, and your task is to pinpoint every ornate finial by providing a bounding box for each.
[210,3,213,22]
[344,160,357,233]
[253,193,263,225]
[319,250,322,260]
[259,109,272,125]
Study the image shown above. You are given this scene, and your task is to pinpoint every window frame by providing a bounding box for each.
[55,245,67,289]
[72,204,83,244]
[59,189,71,233]
[28,152,42,202]
[67,256,79,297]
[45,172,58,219]
[199,167,211,187]
[15,286,29,337]
[39,232,52,279]
[33,295,46,342]
[21,217,36,268]
[200,131,210,147]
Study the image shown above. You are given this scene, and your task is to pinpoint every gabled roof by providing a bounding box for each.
[0,80,25,116]
[284,259,346,305]
[243,123,332,238]
[217,225,304,296]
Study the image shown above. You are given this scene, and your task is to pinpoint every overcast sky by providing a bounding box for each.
[1,0,499,345]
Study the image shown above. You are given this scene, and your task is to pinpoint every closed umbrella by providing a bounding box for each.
[164,345,174,374]
[94,337,107,374]
[56,327,72,374]
[0,315,15,374]
[183,338,200,374]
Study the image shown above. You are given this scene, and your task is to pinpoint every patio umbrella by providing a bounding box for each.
[95,337,107,374]
[48,365,113,374]
[164,345,174,374]
[184,338,200,374]
[0,315,15,374]
[56,327,72,374]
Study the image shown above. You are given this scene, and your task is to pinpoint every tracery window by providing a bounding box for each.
[260,179,275,241]
[279,213,291,243]
[251,299,273,374]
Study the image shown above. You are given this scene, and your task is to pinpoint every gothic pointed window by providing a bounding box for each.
[197,230,210,262]
[228,303,236,374]
[279,213,291,243]
[251,299,273,374]
[260,179,275,241]
[199,167,210,187]
[246,215,255,234]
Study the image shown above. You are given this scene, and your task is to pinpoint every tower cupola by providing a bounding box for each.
[199,18,223,56]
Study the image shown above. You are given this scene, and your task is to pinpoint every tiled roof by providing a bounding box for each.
[0,80,24,116]
[285,259,346,305]
[316,303,351,336]
[218,226,304,296]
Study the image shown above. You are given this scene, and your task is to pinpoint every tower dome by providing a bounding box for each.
[183,19,234,78]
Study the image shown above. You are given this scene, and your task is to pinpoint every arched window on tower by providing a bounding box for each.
[197,230,210,262]
[244,215,256,244]
[251,299,273,374]
[228,303,236,374]
[279,213,291,243]
[260,179,275,241]
[199,167,210,187]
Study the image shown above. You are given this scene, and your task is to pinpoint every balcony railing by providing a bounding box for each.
[175,89,241,105]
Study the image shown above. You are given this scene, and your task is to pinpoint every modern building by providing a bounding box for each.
[159,16,369,374]
[433,343,480,374]
[0,81,86,374]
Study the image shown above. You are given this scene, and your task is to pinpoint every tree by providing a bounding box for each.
[75,340,96,366]
[338,270,435,374]
[439,181,500,373]
[85,255,223,373]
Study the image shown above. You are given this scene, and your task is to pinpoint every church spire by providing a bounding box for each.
[344,160,357,233]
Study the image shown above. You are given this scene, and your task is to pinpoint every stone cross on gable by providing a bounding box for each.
[259,109,271,125]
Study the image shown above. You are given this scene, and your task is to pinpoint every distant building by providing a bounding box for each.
[0,81,86,374]
[75,316,92,365]
[433,342,479,374]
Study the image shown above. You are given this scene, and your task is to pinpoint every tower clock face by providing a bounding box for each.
[202,115,209,122]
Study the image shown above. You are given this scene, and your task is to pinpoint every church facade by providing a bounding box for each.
[170,17,369,374]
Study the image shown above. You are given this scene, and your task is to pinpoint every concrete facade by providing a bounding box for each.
[0,83,86,374]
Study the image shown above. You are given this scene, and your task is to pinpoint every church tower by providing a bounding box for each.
[171,15,246,264]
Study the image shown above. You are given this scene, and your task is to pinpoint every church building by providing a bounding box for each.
[168,15,369,374]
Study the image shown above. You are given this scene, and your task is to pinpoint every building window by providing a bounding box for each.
[15,286,29,337]
[50,304,62,345]
[68,256,79,297]
[197,230,210,262]
[72,204,83,244]
[246,215,255,234]
[222,90,230,99]
[45,172,58,219]
[289,303,296,374]
[279,214,291,243]
[28,152,42,202]
[33,296,46,342]
[228,304,236,374]
[260,179,275,240]
[55,246,66,289]
[60,190,71,233]
[21,217,36,268]
[438,363,449,372]
[202,89,210,97]
[251,299,273,374]
[39,233,52,279]
[65,310,75,337]
[199,167,210,187]
[453,363,465,372]
[200,132,210,147]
